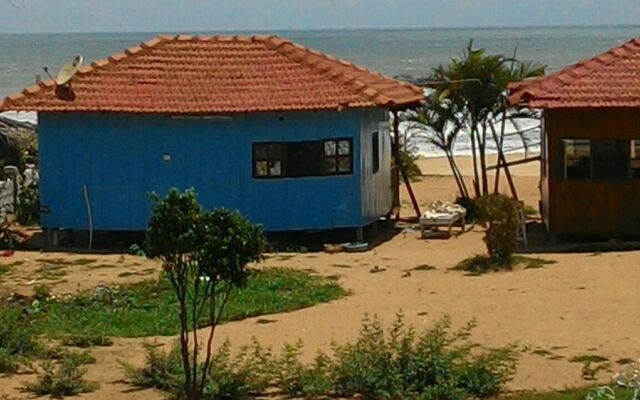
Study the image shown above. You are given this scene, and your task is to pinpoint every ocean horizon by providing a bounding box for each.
[2,25,639,157]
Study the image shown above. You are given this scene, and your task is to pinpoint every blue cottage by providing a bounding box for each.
[1,35,424,235]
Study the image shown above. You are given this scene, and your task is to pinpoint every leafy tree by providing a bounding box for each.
[145,189,266,400]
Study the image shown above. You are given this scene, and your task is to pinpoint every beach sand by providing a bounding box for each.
[3,154,640,399]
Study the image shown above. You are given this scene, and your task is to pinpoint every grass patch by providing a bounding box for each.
[20,268,347,338]
[0,265,10,276]
[61,334,113,348]
[568,354,608,363]
[4,260,25,268]
[70,258,98,266]
[331,264,352,269]
[531,349,553,357]
[454,255,556,275]
[35,264,68,280]
[84,263,119,270]
[117,271,151,278]
[617,357,635,365]
[405,264,436,272]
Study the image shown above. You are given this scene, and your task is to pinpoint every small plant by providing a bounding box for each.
[40,346,96,365]
[0,348,19,373]
[25,354,98,397]
[33,284,52,301]
[124,344,183,393]
[127,339,276,399]
[476,193,520,264]
[0,307,41,359]
[17,183,40,225]
[61,334,113,348]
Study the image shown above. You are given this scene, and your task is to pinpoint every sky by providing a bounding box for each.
[1,0,640,34]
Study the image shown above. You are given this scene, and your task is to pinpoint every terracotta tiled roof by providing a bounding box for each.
[1,35,424,114]
[508,37,640,108]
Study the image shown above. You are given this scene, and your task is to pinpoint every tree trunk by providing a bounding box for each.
[469,125,481,198]
[446,150,468,198]
[479,123,489,196]
[489,121,519,200]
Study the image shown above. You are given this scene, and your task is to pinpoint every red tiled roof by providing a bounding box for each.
[508,37,640,108]
[1,35,424,114]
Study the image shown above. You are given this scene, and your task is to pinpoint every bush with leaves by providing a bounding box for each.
[476,193,520,264]
[25,353,98,397]
[17,183,39,225]
[145,189,266,400]
[325,314,516,400]
[0,307,41,366]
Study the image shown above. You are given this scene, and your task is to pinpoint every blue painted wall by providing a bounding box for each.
[38,109,389,232]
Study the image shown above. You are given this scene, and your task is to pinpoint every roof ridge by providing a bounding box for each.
[261,35,421,107]
[509,37,640,104]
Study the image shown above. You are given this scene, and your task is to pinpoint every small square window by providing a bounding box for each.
[269,161,282,176]
[338,157,351,172]
[255,161,269,176]
[338,140,350,156]
[324,141,336,156]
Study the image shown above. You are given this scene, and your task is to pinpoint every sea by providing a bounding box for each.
[1,26,639,157]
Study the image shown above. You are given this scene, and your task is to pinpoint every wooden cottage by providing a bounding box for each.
[0,35,423,236]
[509,38,640,238]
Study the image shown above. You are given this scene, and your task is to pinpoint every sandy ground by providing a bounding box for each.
[2,155,639,399]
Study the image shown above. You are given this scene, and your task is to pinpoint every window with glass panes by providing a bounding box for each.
[253,138,353,178]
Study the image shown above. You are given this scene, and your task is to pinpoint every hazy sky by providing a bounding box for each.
[1,0,639,34]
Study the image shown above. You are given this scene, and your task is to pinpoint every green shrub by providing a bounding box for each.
[476,194,520,264]
[40,346,96,365]
[281,314,517,400]
[33,284,51,301]
[25,355,98,397]
[127,340,276,400]
[272,341,333,398]
[205,339,274,399]
[17,183,40,225]
[124,344,183,393]
[61,334,113,348]
[398,147,422,181]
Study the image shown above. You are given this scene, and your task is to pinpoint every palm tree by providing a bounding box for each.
[425,41,546,199]
[404,100,469,198]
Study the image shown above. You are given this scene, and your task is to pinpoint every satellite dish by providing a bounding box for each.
[55,55,83,86]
